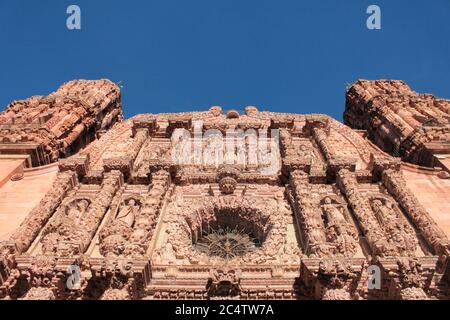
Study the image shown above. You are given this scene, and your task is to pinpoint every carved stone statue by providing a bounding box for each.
[116,198,140,228]
[66,199,89,225]
[371,198,418,255]
[2,78,449,300]
[371,199,397,225]
[322,197,347,225]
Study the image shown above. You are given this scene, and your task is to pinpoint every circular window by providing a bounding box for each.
[165,197,288,264]
[194,226,260,260]
[186,204,270,261]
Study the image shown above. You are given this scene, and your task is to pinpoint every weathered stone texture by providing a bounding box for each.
[0,79,122,167]
[345,80,450,171]
[0,79,449,300]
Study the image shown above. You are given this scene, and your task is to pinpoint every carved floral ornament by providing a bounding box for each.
[217,165,240,194]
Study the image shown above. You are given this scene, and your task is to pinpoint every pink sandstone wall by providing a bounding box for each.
[0,163,58,241]
[402,167,450,237]
[0,159,24,188]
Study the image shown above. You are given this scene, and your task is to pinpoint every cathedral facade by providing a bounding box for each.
[0,80,449,300]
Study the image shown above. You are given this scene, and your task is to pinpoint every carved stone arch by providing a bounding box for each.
[166,196,287,263]
[185,197,272,246]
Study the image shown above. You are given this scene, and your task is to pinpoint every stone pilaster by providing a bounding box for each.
[312,127,333,162]
[78,171,123,253]
[382,169,449,255]
[336,169,396,257]
[141,169,171,243]
[289,170,327,256]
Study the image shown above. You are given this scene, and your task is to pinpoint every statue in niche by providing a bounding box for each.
[257,143,268,166]
[224,144,237,165]
[203,134,223,167]
[371,198,418,255]
[320,197,358,257]
[41,198,91,255]
[171,129,191,164]
[98,198,144,258]
[322,197,347,225]
[236,141,246,166]
[66,199,89,225]
[371,199,397,225]
[116,198,140,227]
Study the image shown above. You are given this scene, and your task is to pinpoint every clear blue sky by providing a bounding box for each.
[0,0,449,120]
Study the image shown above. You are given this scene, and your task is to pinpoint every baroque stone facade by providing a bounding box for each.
[0,80,449,300]
[345,80,450,172]
[0,80,122,167]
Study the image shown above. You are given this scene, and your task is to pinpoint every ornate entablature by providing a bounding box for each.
[345,80,450,172]
[0,80,449,300]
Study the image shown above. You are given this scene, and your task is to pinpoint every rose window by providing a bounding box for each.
[194,226,260,260]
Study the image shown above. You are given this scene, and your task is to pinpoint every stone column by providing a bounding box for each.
[312,127,333,162]
[127,169,171,257]
[77,170,123,253]
[129,129,149,163]
[336,169,396,257]
[382,169,449,255]
[9,171,77,253]
[289,170,328,257]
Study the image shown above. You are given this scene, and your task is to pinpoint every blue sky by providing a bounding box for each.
[0,0,449,120]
